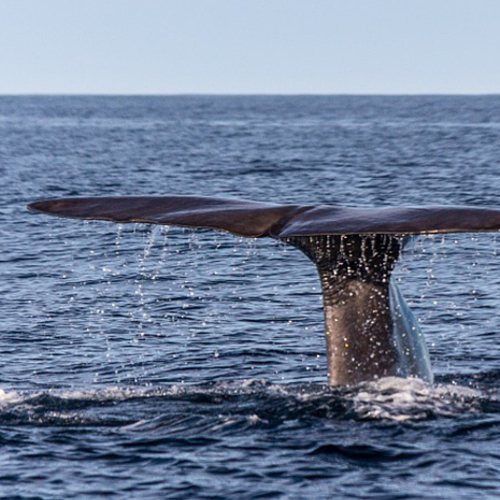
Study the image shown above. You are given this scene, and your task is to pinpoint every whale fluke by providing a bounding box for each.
[27,196,500,386]
[27,196,500,237]
[28,196,301,238]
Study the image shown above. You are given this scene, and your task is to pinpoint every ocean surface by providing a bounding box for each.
[2,95,500,499]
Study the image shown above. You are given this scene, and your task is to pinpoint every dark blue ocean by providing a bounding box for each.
[2,95,500,499]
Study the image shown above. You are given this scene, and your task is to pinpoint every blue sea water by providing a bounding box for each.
[2,95,500,499]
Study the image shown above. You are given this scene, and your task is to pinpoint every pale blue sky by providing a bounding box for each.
[1,0,499,94]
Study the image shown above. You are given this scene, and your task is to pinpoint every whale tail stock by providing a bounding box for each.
[285,234,414,385]
[27,196,500,385]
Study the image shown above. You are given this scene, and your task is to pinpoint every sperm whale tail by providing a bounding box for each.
[27,196,500,385]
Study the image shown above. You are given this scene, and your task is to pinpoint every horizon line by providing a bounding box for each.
[1,92,500,98]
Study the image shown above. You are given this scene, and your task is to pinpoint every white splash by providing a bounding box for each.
[0,388,21,405]
[352,376,481,421]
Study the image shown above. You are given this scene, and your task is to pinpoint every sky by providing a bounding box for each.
[1,0,499,95]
